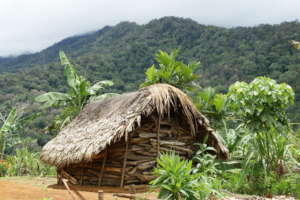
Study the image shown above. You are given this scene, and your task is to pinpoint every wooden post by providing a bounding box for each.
[57,168,62,185]
[120,137,129,188]
[98,190,104,200]
[156,117,161,157]
[80,168,84,185]
[98,149,107,186]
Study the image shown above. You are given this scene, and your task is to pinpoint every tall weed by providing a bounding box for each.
[2,148,55,177]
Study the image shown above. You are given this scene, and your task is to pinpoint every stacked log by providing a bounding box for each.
[59,116,196,187]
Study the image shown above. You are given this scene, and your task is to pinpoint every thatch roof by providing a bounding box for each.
[40,84,228,167]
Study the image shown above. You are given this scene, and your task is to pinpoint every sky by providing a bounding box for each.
[1,0,300,56]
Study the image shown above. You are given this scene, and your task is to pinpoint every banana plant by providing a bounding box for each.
[35,51,118,131]
[0,108,17,160]
[291,40,300,50]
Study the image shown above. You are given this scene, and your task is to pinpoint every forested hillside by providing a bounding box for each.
[0,17,299,148]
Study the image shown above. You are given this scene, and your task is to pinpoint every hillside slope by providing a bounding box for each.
[0,17,299,146]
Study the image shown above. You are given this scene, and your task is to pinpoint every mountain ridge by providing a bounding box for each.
[0,17,299,146]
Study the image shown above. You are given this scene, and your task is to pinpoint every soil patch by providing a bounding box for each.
[0,177,156,200]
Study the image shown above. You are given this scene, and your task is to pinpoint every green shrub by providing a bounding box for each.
[5,148,55,176]
[0,160,8,176]
[150,152,221,200]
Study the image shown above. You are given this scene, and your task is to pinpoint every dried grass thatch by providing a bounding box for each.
[40,84,228,167]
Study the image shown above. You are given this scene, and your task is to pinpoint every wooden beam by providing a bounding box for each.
[113,193,159,200]
[61,169,77,185]
[120,137,129,188]
[98,149,108,186]
[62,178,86,200]
[62,179,77,200]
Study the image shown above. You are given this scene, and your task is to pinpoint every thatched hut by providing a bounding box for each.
[41,84,228,187]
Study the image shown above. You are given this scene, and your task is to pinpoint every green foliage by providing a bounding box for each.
[2,148,55,177]
[150,153,200,200]
[141,50,200,91]
[193,87,228,125]
[228,77,294,133]
[0,17,300,149]
[0,108,38,160]
[215,77,300,197]
[35,51,117,132]
[0,108,18,160]
[223,167,300,197]
[192,143,219,175]
[192,77,299,198]
[0,17,299,198]
[151,152,221,200]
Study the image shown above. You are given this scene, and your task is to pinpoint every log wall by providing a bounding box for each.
[58,116,197,187]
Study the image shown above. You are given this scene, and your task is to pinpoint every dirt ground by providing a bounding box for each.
[0,176,157,200]
[0,177,295,200]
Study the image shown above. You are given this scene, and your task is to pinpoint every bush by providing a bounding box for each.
[4,148,55,177]
[150,152,221,200]
[0,160,9,176]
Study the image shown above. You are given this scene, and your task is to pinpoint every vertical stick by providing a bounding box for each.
[98,149,107,186]
[156,117,161,157]
[80,168,84,185]
[57,168,61,185]
[120,137,129,188]
[98,190,104,200]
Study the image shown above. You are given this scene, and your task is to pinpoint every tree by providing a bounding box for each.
[227,76,294,133]
[225,77,296,195]
[35,51,117,132]
[140,50,200,91]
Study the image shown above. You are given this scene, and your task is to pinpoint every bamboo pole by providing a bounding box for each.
[120,137,129,188]
[98,149,108,186]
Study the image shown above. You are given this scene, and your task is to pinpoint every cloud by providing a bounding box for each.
[0,0,300,56]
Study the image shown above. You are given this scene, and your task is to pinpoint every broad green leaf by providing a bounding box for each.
[145,65,157,82]
[89,93,119,102]
[88,80,114,95]
[35,92,70,108]
[35,92,70,103]
[213,94,227,113]
[1,108,17,133]
[198,87,215,103]
[60,51,80,90]
[59,51,71,66]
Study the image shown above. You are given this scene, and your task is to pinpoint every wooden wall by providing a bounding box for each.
[58,115,197,187]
